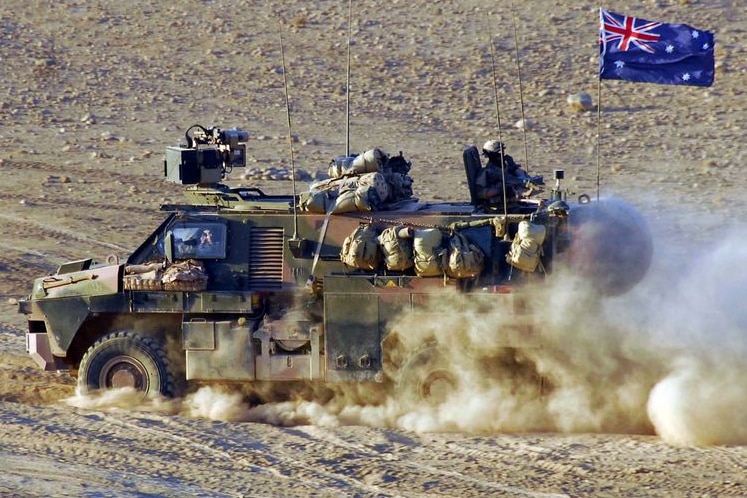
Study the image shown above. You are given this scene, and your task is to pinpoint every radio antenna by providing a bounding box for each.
[345,0,353,156]
[279,23,299,239]
[488,32,509,216]
[510,4,530,174]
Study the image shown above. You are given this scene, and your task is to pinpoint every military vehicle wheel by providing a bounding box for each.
[396,343,456,407]
[78,331,177,398]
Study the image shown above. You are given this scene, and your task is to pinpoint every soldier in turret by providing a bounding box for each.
[476,140,520,202]
[483,140,519,174]
[480,140,541,201]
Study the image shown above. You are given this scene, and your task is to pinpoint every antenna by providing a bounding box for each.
[510,4,530,174]
[309,0,354,284]
[345,0,353,156]
[279,23,299,239]
[488,33,509,217]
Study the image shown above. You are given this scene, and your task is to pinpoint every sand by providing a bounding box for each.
[1,0,746,495]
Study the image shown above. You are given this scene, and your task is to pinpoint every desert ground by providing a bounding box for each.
[1,0,746,496]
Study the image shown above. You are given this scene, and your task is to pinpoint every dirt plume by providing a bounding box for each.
[62,221,747,447]
[644,229,747,446]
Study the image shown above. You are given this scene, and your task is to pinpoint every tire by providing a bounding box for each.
[396,343,456,408]
[78,331,177,398]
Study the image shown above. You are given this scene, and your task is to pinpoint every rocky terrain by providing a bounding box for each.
[0,0,746,496]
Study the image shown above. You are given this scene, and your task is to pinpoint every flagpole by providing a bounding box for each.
[596,75,601,203]
[596,6,602,203]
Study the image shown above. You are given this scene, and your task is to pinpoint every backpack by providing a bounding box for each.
[506,220,547,272]
[378,226,414,271]
[385,172,414,202]
[331,188,358,214]
[354,183,386,212]
[413,228,445,277]
[357,172,389,203]
[445,232,485,279]
[384,151,411,175]
[328,156,356,179]
[299,190,331,213]
[351,148,386,174]
[340,224,381,270]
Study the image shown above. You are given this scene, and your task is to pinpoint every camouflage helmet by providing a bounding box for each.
[482,140,504,156]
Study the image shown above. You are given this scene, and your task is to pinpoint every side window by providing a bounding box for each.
[171,222,227,259]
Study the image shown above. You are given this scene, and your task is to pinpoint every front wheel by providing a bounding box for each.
[396,343,456,408]
[78,331,178,398]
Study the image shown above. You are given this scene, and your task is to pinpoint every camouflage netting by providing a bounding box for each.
[123,262,164,291]
[162,259,208,291]
[300,148,414,214]
[125,260,208,292]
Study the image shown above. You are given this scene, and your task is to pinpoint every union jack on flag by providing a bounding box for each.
[599,9,715,87]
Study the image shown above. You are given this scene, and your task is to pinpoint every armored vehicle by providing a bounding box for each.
[18,125,652,402]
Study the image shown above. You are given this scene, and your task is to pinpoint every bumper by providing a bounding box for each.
[26,333,63,371]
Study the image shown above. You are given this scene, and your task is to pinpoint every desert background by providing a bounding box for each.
[1,0,746,496]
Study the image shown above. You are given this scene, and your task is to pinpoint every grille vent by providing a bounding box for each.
[249,227,284,288]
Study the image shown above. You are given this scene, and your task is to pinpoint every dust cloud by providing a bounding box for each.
[644,231,747,446]
[65,223,747,447]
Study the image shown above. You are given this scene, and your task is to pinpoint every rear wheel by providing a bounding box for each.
[396,343,456,407]
[78,330,177,398]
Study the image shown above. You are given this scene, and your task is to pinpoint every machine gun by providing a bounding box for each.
[164,124,249,185]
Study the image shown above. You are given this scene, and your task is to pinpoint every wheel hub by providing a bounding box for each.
[101,357,147,391]
[421,371,454,402]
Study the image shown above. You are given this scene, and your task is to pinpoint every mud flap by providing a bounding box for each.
[323,276,383,382]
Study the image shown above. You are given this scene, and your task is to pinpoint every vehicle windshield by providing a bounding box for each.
[171,222,227,259]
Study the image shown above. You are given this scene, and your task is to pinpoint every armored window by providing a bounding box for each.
[171,222,227,260]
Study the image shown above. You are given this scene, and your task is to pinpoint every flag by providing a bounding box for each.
[599,9,715,87]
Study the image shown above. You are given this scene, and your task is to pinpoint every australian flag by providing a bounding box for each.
[599,9,715,87]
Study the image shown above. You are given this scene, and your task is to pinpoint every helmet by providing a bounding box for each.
[547,200,570,216]
[482,140,504,155]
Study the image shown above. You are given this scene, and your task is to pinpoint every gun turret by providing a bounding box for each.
[164,124,248,185]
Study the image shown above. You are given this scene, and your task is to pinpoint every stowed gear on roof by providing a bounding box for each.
[301,142,545,215]
[299,148,415,214]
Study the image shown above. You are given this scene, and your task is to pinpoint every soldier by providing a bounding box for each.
[199,229,213,247]
[483,140,520,174]
[482,140,544,201]
[476,140,519,202]
[196,229,214,257]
